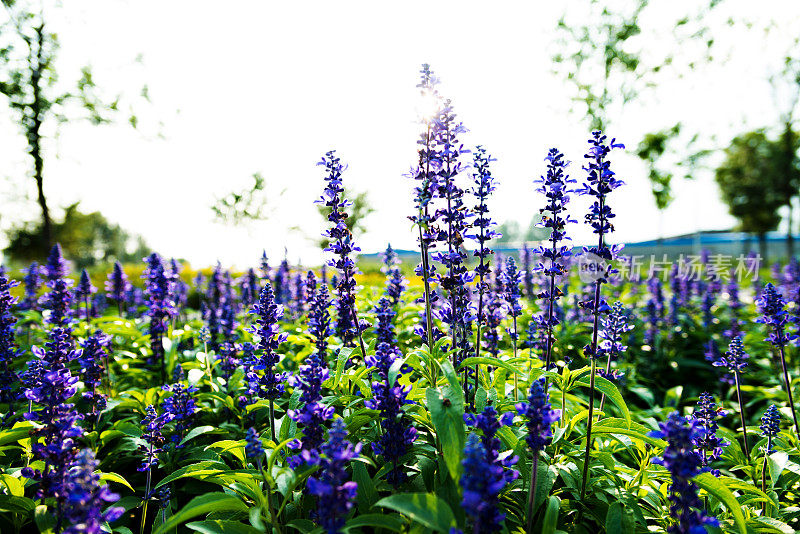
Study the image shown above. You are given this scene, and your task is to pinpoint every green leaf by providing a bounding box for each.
[0,494,36,514]
[542,496,560,534]
[186,520,263,534]
[459,356,522,376]
[605,502,632,534]
[576,375,630,426]
[334,347,356,388]
[375,493,456,533]
[154,493,249,534]
[286,519,318,533]
[35,504,55,534]
[426,387,465,481]
[345,513,404,532]
[693,472,747,534]
[592,418,665,448]
[154,461,227,489]
[98,471,135,492]
[180,425,219,447]
[0,422,34,446]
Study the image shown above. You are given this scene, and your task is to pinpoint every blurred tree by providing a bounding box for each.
[496,215,548,246]
[211,172,282,225]
[553,0,721,219]
[315,189,374,250]
[4,203,151,268]
[768,43,800,256]
[715,131,786,262]
[0,0,135,254]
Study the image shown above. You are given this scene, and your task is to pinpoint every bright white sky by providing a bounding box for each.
[1,0,799,268]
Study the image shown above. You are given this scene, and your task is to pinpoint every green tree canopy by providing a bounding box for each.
[4,203,151,268]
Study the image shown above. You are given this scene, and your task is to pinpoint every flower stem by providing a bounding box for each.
[734,370,750,461]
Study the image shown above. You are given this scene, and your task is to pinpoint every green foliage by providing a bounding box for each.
[211,173,278,226]
[714,130,792,237]
[3,202,151,268]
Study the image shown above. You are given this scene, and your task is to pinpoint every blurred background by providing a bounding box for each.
[0,0,799,270]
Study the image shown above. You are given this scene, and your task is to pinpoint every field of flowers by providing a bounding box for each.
[1,65,800,534]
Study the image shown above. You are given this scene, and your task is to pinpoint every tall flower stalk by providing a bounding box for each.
[0,274,20,413]
[468,146,500,399]
[317,150,367,361]
[713,336,750,458]
[759,405,781,495]
[288,283,334,466]
[502,257,523,400]
[143,253,176,384]
[533,148,575,387]
[105,261,130,317]
[756,283,800,440]
[577,131,624,503]
[432,95,473,376]
[248,283,288,443]
[409,64,441,361]
[516,378,560,532]
[365,297,416,486]
[649,412,719,533]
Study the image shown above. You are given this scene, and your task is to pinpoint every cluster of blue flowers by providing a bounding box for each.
[364,297,416,486]
[533,148,575,374]
[650,413,719,533]
[305,418,361,534]
[318,151,363,349]
[461,406,519,533]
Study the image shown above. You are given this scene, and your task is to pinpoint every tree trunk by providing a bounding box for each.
[30,25,52,249]
[788,201,794,260]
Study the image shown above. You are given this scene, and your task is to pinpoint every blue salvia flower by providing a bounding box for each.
[467,147,500,358]
[381,244,406,307]
[0,274,21,406]
[459,430,518,534]
[714,335,748,375]
[533,148,576,375]
[138,405,166,472]
[597,301,633,382]
[704,339,732,385]
[649,413,719,534]
[757,283,796,347]
[521,243,534,299]
[79,331,111,419]
[577,131,624,501]
[305,418,361,534]
[431,97,474,369]
[274,258,291,305]
[143,253,177,383]
[502,257,523,325]
[248,283,288,401]
[463,406,517,467]
[217,303,240,381]
[318,151,364,351]
[292,271,307,317]
[365,297,416,486]
[760,405,781,451]
[245,427,265,462]
[516,378,560,454]
[43,278,74,330]
[241,268,260,307]
[482,291,507,358]
[45,243,70,281]
[161,382,197,446]
[22,325,84,506]
[61,449,124,534]
[725,277,742,339]
[756,282,800,439]
[168,259,188,311]
[288,352,334,467]
[260,251,271,281]
[644,277,663,347]
[289,284,334,467]
[691,392,728,475]
[21,261,42,311]
[75,269,96,320]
